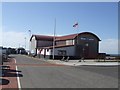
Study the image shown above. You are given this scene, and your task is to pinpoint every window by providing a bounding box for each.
[66,40,73,45]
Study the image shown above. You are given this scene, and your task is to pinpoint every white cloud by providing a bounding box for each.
[2,31,29,50]
[1,30,61,50]
[99,39,118,54]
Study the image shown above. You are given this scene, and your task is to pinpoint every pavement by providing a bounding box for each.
[25,55,119,67]
[45,59,119,66]
[1,58,20,89]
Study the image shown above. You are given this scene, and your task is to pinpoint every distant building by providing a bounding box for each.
[30,32,101,59]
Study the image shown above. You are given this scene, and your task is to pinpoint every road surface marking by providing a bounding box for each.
[14,58,21,90]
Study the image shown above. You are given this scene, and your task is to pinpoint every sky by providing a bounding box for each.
[1,1,119,54]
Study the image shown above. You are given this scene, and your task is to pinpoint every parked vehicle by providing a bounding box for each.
[0,47,3,65]
[0,47,9,64]
[17,47,27,55]
[2,48,8,61]
[0,49,3,65]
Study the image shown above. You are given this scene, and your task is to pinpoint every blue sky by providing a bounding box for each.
[1,2,118,54]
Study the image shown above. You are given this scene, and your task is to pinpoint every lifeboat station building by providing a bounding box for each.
[30,32,101,59]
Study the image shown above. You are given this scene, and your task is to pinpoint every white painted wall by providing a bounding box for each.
[37,49,39,54]
[66,40,75,45]
[73,40,75,45]
[37,48,51,55]
[46,49,51,55]
[30,36,36,54]
[37,49,40,54]
[41,49,44,55]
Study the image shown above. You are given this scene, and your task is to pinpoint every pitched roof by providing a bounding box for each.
[79,32,101,41]
[30,32,101,41]
[30,35,55,41]
[55,32,101,41]
[55,34,77,41]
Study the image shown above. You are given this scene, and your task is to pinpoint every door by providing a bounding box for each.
[83,43,89,59]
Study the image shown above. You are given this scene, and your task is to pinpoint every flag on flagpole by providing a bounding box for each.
[73,22,78,27]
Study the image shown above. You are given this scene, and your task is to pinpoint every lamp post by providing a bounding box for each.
[28,30,31,54]
[24,37,26,50]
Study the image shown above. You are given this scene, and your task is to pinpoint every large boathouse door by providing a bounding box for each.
[83,43,89,59]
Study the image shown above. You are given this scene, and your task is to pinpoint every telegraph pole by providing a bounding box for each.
[53,19,56,60]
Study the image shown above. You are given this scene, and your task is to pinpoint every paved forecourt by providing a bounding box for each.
[7,55,119,88]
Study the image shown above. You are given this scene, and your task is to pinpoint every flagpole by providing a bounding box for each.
[24,37,26,50]
[73,22,79,44]
[77,24,79,45]
[53,19,56,60]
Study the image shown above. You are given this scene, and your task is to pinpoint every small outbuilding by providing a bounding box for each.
[30,35,54,56]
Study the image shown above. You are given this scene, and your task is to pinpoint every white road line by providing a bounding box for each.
[14,59,21,90]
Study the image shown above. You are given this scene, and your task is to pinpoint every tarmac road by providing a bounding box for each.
[12,55,118,88]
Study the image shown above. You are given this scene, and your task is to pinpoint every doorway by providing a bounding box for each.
[82,43,89,59]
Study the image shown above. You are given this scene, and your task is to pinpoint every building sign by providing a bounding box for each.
[80,37,94,41]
